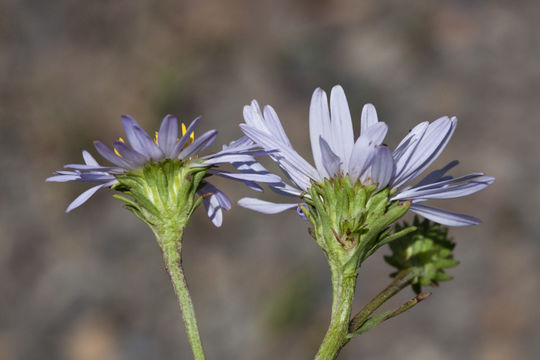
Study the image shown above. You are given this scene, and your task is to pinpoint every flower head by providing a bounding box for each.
[48,114,280,226]
[385,217,459,294]
[238,85,494,227]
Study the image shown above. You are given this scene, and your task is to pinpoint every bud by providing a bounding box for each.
[385,217,459,293]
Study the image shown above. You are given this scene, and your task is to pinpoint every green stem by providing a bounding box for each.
[381,292,431,322]
[159,227,206,360]
[349,268,415,333]
[314,266,358,360]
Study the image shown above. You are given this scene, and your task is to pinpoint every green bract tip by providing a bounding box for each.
[302,176,412,272]
[112,160,207,236]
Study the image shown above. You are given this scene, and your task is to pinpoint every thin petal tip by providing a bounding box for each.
[363,103,375,110]
[331,84,344,93]
[121,114,136,123]
[312,87,325,97]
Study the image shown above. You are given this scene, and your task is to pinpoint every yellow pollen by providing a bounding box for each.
[154,131,159,145]
[181,123,195,144]
[114,137,125,157]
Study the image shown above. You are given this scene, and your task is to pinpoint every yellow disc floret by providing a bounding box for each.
[112,126,195,159]
[181,123,195,145]
[114,137,125,157]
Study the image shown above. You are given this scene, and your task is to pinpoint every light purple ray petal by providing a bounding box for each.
[243,100,266,131]
[178,129,218,159]
[329,85,354,169]
[393,121,429,159]
[132,126,164,161]
[392,121,429,182]
[201,147,269,161]
[230,159,282,192]
[201,154,258,166]
[121,115,148,156]
[170,116,201,158]
[269,182,303,196]
[415,160,459,188]
[94,141,136,169]
[113,140,148,167]
[207,138,256,158]
[263,105,292,147]
[208,165,268,191]
[404,172,484,193]
[201,192,223,227]
[66,180,116,212]
[403,116,458,184]
[409,204,481,226]
[64,164,118,171]
[348,136,376,181]
[78,172,116,182]
[232,158,273,174]
[360,104,378,135]
[209,169,282,183]
[239,180,264,192]
[222,135,254,151]
[319,137,341,178]
[392,136,415,163]
[241,124,320,179]
[241,124,320,189]
[371,146,395,190]
[393,176,494,201]
[363,122,388,145]
[222,149,270,158]
[158,115,178,156]
[238,197,299,214]
[228,172,265,192]
[393,116,457,188]
[309,88,332,178]
[46,174,81,182]
[416,176,494,199]
[199,182,232,211]
[82,150,99,166]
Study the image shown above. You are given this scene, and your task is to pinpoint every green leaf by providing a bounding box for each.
[350,309,394,336]
[366,225,417,259]
[348,292,431,337]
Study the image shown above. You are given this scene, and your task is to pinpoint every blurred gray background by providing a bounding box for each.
[1,0,539,359]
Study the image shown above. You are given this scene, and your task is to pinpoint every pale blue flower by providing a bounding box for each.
[48,115,281,226]
[238,85,494,226]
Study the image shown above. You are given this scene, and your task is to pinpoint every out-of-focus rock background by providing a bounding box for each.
[1,1,539,359]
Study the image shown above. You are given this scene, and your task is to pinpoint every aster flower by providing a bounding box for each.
[48,115,280,226]
[238,85,494,227]
[237,85,494,359]
[48,113,283,360]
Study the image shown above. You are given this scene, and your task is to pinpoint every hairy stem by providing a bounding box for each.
[159,227,206,360]
[314,265,358,360]
[349,268,415,333]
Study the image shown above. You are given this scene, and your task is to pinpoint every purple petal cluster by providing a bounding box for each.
[46,151,118,212]
[238,85,494,226]
[48,115,280,226]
